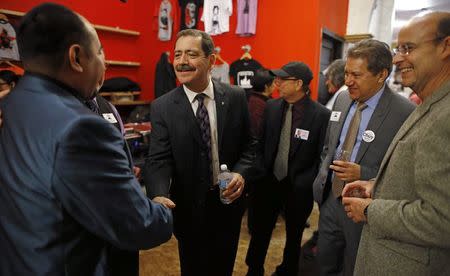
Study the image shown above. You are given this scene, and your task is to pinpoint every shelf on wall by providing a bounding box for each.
[99,91,141,97]
[110,100,150,106]
[0,9,24,17]
[93,24,140,36]
[0,9,140,36]
[106,60,141,67]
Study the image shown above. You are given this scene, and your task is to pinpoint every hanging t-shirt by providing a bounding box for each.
[201,0,232,36]
[179,0,203,30]
[211,63,230,84]
[0,19,20,61]
[158,0,174,41]
[229,59,263,89]
[235,0,258,36]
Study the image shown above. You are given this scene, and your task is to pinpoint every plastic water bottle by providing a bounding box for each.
[218,164,233,204]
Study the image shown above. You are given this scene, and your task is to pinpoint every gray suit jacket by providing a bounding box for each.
[313,87,415,204]
[355,81,450,276]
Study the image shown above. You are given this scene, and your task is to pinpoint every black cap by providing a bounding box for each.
[270,61,313,85]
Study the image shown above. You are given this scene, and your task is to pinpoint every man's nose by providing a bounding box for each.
[178,53,190,63]
[392,53,404,65]
[345,76,354,86]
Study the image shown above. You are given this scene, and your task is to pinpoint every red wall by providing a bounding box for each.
[2,0,348,100]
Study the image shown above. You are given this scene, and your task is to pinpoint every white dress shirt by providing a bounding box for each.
[184,79,220,185]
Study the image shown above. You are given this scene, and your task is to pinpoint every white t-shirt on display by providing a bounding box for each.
[158,0,173,41]
[201,0,232,35]
[0,19,20,61]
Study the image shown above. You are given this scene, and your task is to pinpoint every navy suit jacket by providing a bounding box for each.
[0,74,173,275]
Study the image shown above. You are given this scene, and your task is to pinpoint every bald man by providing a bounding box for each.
[342,11,450,275]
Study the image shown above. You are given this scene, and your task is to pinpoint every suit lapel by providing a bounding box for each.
[266,99,285,163]
[173,86,203,146]
[375,81,449,193]
[290,97,314,156]
[331,93,353,149]
[376,92,436,180]
[213,81,228,150]
[355,88,392,163]
[272,99,285,148]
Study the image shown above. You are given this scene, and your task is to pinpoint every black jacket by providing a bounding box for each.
[154,52,176,99]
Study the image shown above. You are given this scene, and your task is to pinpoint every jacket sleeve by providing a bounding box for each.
[231,88,259,183]
[52,115,173,251]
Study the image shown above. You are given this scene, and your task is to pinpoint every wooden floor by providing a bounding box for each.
[139,203,319,276]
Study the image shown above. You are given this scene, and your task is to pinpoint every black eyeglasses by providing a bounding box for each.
[393,36,445,56]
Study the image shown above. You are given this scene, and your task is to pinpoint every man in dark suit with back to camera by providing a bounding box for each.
[143,29,255,276]
[312,39,415,276]
[245,61,331,276]
[0,3,173,275]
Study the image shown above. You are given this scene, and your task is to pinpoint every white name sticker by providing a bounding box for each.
[330,111,341,122]
[294,128,309,140]
[102,113,118,124]
[362,130,375,143]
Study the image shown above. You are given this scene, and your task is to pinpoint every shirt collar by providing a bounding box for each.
[184,78,215,103]
[286,93,308,109]
[357,83,385,110]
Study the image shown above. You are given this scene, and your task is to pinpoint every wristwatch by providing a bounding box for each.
[364,204,369,219]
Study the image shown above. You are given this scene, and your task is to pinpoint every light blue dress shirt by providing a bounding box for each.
[335,85,385,162]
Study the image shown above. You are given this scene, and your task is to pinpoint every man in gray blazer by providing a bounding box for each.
[343,11,450,275]
[312,39,415,276]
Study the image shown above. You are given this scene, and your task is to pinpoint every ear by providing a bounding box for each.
[68,44,83,73]
[378,69,388,83]
[296,79,304,91]
[209,53,217,68]
[439,36,450,60]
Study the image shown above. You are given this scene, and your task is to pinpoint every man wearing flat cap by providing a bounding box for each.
[246,61,330,276]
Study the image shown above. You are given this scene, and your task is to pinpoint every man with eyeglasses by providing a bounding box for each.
[143,29,255,276]
[312,39,415,276]
[342,11,450,276]
[245,61,330,276]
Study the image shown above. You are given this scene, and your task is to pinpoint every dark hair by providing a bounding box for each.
[176,29,215,56]
[346,39,393,76]
[0,70,19,85]
[17,3,91,71]
[325,59,345,88]
[251,69,274,92]
[436,12,450,40]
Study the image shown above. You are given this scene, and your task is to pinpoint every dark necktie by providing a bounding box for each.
[332,102,367,198]
[195,94,212,181]
[273,103,293,181]
[85,99,100,115]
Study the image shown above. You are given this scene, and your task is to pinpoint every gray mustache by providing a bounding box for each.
[176,64,195,72]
